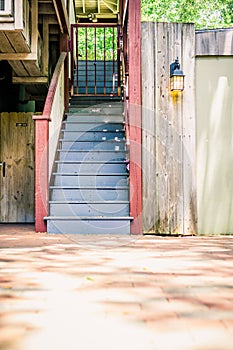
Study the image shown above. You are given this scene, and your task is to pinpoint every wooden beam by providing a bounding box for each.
[31,0,38,53]
[128,0,142,234]
[15,0,24,29]
[0,53,37,60]
[98,0,101,13]
[38,3,55,14]
[102,0,116,13]
[4,32,30,53]
[117,0,120,13]
[52,0,69,34]
[42,15,49,76]
[122,0,128,27]
[12,76,48,84]
[82,0,86,13]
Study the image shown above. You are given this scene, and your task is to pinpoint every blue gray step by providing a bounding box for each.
[55,161,128,173]
[58,150,127,161]
[46,216,132,234]
[65,114,124,123]
[58,140,126,151]
[53,173,128,186]
[68,105,123,115]
[69,96,122,108]
[50,186,129,201]
[61,130,125,141]
[49,201,129,216]
[64,122,124,132]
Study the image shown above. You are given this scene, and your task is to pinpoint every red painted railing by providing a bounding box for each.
[33,52,67,232]
[121,0,142,234]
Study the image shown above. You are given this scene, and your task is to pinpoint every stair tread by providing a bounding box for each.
[48,98,131,233]
[45,216,133,220]
[57,149,127,152]
[66,113,123,117]
[63,121,125,125]
[61,129,125,132]
[49,200,129,204]
[59,139,125,142]
[52,172,128,176]
[50,186,128,189]
[55,160,128,164]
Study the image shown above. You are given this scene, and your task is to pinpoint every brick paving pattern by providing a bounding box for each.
[0,224,233,350]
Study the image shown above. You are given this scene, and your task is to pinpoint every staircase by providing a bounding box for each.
[45,98,132,234]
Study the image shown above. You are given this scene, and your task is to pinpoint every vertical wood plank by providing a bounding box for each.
[0,113,34,223]
[142,22,156,232]
[182,24,197,234]
[141,22,196,235]
[168,22,184,234]
[31,0,38,53]
[128,0,142,234]
[42,15,49,76]
[155,22,170,233]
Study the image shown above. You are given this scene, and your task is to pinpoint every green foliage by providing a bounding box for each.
[77,27,117,61]
[141,0,233,29]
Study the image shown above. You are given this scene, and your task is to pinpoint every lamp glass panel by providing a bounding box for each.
[170,76,184,91]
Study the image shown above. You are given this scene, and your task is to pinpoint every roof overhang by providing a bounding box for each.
[75,0,120,23]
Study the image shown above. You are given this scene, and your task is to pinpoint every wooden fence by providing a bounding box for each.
[141,22,196,235]
[195,28,233,235]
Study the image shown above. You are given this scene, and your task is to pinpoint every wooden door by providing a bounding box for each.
[0,113,34,222]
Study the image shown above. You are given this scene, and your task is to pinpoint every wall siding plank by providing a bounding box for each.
[142,22,196,235]
[142,22,156,232]
[0,113,34,223]
[195,28,233,56]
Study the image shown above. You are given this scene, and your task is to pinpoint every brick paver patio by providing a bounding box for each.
[0,224,233,350]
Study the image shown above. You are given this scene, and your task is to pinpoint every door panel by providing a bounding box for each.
[0,112,34,222]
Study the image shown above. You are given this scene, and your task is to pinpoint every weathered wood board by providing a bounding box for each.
[0,112,35,222]
[141,22,196,235]
[196,28,233,56]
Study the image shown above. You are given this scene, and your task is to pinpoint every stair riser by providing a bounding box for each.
[47,219,130,234]
[58,151,127,161]
[53,175,128,187]
[59,141,126,151]
[61,131,125,141]
[66,116,123,123]
[50,203,129,216]
[69,107,123,114]
[64,123,124,132]
[56,162,128,173]
[51,189,129,201]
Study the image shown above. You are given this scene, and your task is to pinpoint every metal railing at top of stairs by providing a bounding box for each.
[70,24,122,97]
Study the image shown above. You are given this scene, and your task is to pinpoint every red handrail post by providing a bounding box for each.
[33,116,49,232]
[128,0,142,234]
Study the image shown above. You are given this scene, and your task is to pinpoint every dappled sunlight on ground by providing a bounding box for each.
[0,226,233,349]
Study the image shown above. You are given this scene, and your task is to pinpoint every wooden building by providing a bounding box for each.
[0,0,142,234]
[0,1,232,235]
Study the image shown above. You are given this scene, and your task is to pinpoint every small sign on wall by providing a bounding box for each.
[16,123,27,127]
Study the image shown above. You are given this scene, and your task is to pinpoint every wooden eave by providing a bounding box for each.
[75,0,119,23]
[52,0,69,33]
[0,0,70,86]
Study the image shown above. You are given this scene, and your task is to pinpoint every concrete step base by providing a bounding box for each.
[46,216,133,234]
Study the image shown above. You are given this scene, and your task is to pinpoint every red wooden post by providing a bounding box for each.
[33,116,49,232]
[128,0,142,234]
